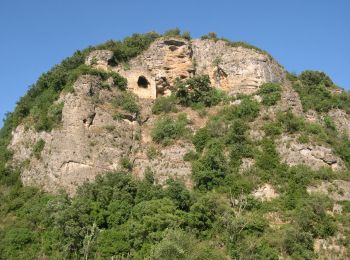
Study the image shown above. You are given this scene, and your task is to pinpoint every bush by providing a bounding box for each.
[150,229,226,260]
[217,97,260,123]
[299,70,333,87]
[324,116,336,131]
[292,70,350,113]
[151,114,190,145]
[181,31,191,40]
[256,138,280,171]
[113,91,139,114]
[32,139,45,159]
[152,95,177,114]
[192,140,227,190]
[201,32,218,40]
[277,111,304,133]
[146,146,159,159]
[257,83,282,106]
[165,179,192,211]
[175,75,224,107]
[164,28,181,37]
[119,157,132,170]
[96,32,160,64]
[263,122,282,137]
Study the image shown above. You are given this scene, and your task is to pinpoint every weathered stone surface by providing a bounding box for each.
[307,180,350,201]
[276,135,344,171]
[114,37,194,99]
[252,184,279,201]
[89,38,285,100]
[133,141,195,188]
[9,36,346,196]
[9,75,137,194]
[239,158,255,174]
[314,234,348,260]
[191,39,285,95]
[85,50,113,68]
[327,109,350,137]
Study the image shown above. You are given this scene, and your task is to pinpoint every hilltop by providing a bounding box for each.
[1,29,350,259]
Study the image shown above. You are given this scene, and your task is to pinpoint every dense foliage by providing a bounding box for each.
[151,113,191,145]
[257,82,282,106]
[292,70,350,113]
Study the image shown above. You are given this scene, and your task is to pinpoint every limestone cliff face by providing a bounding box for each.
[89,37,285,99]
[7,37,348,194]
[10,75,138,194]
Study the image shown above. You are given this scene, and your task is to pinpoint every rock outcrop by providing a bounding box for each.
[252,184,279,201]
[191,39,285,95]
[276,135,344,171]
[86,37,285,99]
[307,180,350,201]
[10,75,138,194]
[8,36,349,195]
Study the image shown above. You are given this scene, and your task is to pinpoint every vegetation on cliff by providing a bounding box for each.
[1,32,350,259]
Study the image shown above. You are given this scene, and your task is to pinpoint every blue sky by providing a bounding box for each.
[1,0,349,127]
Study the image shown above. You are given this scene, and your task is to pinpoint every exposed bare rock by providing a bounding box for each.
[88,38,285,100]
[114,37,194,99]
[133,142,195,188]
[314,234,348,260]
[10,36,343,196]
[327,109,350,137]
[191,39,285,95]
[85,50,114,68]
[9,75,137,194]
[307,180,350,201]
[252,184,279,201]
[305,109,319,123]
[279,83,304,116]
[276,135,344,171]
[239,158,255,173]
[249,129,265,141]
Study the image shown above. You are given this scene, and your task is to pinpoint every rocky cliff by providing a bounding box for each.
[8,36,285,194]
[7,36,350,196]
[3,32,350,259]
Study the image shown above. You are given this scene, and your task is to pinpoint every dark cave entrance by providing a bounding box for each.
[137,76,149,88]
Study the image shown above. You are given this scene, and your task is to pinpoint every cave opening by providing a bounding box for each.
[137,76,149,88]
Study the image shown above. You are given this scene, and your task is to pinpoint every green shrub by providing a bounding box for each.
[257,83,282,106]
[32,139,45,159]
[277,111,304,133]
[113,91,139,114]
[152,95,177,114]
[292,70,350,113]
[146,146,159,159]
[151,114,190,145]
[218,97,260,122]
[183,150,199,161]
[165,179,192,211]
[119,157,132,170]
[263,122,282,137]
[201,32,218,40]
[175,75,224,107]
[299,70,333,87]
[164,28,181,37]
[256,138,280,171]
[192,140,227,190]
[324,116,336,131]
[192,127,210,152]
[181,31,191,40]
[96,32,160,64]
[150,229,226,260]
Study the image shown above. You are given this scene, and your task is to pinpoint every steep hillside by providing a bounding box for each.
[1,30,350,259]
